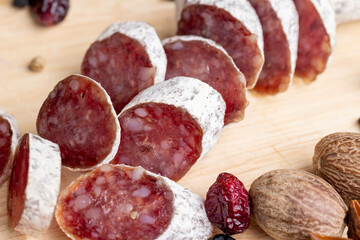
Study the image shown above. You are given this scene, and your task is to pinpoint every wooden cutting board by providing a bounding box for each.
[0,0,359,239]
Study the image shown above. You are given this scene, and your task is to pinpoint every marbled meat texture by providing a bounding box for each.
[176,0,264,89]
[56,164,212,240]
[112,77,225,181]
[250,0,299,94]
[111,102,203,181]
[81,21,167,114]
[163,36,248,125]
[0,110,19,187]
[36,74,120,171]
[293,0,336,82]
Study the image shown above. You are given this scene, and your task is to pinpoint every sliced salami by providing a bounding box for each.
[8,133,61,237]
[36,74,120,171]
[0,110,19,186]
[176,0,264,89]
[111,77,225,181]
[329,0,360,25]
[163,35,248,125]
[56,164,212,240]
[293,0,336,82]
[81,21,167,114]
[249,0,299,94]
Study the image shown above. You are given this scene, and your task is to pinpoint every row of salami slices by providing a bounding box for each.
[2,0,360,239]
[1,109,213,239]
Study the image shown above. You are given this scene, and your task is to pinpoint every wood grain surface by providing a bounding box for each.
[0,0,359,239]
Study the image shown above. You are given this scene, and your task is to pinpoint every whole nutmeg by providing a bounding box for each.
[249,169,347,240]
[313,132,360,205]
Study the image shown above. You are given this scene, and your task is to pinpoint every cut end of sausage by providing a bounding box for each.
[56,164,212,240]
[112,102,203,181]
[81,21,167,114]
[250,0,299,94]
[293,0,336,83]
[118,76,225,181]
[0,110,20,187]
[8,133,61,237]
[176,0,264,89]
[163,35,248,125]
[36,74,120,171]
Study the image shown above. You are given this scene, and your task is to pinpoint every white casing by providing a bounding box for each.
[98,21,167,85]
[15,133,61,237]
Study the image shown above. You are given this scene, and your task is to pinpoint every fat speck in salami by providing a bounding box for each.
[8,133,61,237]
[176,0,264,89]
[111,77,225,181]
[163,36,248,125]
[0,110,19,187]
[249,0,299,94]
[56,164,213,240]
[36,74,120,171]
[293,0,336,82]
[81,21,167,114]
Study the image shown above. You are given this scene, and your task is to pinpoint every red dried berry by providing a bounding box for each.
[205,172,250,235]
[29,0,69,26]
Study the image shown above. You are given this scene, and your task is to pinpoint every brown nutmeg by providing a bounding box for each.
[313,132,360,205]
[249,169,347,240]
[309,233,350,240]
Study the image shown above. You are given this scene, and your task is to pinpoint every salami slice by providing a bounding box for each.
[81,21,167,114]
[249,0,299,94]
[293,0,336,82]
[56,164,212,240]
[111,77,225,181]
[329,0,360,24]
[163,35,248,125]
[0,110,19,187]
[176,0,264,89]
[36,74,120,171]
[8,133,61,237]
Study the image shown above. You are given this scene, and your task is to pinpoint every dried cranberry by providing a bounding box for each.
[13,0,29,8]
[29,0,69,26]
[205,172,250,235]
[211,234,236,240]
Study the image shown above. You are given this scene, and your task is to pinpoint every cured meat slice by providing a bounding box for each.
[293,0,336,82]
[249,0,299,94]
[81,21,167,114]
[0,110,19,186]
[176,0,264,89]
[163,36,248,125]
[36,74,120,171]
[329,0,360,24]
[111,77,225,181]
[56,164,212,240]
[8,133,61,237]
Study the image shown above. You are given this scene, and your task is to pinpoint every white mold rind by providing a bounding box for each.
[98,21,167,85]
[176,0,264,88]
[267,0,299,80]
[329,0,360,25]
[56,164,213,240]
[121,77,226,159]
[15,133,61,237]
[0,110,20,186]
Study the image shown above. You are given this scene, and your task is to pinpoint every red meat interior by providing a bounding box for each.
[111,102,203,182]
[8,133,29,229]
